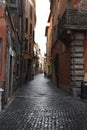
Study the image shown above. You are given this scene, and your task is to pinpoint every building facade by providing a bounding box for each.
[33,43,44,75]
[0,0,36,107]
[23,0,36,81]
[0,3,6,106]
[49,0,87,97]
[45,13,53,78]
[5,0,24,103]
[33,43,40,74]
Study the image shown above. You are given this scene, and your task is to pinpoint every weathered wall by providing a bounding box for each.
[0,7,6,82]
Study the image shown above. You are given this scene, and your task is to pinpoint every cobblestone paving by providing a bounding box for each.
[0,74,87,130]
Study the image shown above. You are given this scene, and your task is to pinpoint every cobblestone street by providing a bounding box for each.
[0,74,87,130]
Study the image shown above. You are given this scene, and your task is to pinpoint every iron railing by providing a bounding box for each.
[58,9,87,32]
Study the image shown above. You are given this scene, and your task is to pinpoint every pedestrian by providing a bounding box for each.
[44,71,46,77]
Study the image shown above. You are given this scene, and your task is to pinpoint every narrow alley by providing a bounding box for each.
[0,74,87,130]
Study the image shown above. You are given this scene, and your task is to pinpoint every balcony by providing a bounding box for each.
[58,9,87,44]
[7,0,18,13]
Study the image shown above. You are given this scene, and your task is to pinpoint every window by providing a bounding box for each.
[30,5,32,20]
[8,0,17,5]
[16,57,19,76]
[24,39,28,51]
[58,16,60,22]
[62,44,66,53]
[9,0,16,4]
[25,0,28,12]
[7,0,18,13]
[25,18,28,33]
[29,42,31,53]
[30,23,32,35]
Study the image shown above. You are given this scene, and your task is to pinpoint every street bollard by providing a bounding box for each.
[0,88,4,111]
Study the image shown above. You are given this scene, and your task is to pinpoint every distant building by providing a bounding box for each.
[33,43,44,75]
[38,53,44,73]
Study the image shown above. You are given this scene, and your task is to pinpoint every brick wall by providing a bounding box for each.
[52,41,70,91]
[51,0,71,91]
[0,7,6,82]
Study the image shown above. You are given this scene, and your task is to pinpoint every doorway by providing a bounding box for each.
[9,55,12,97]
[54,54,59,87]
